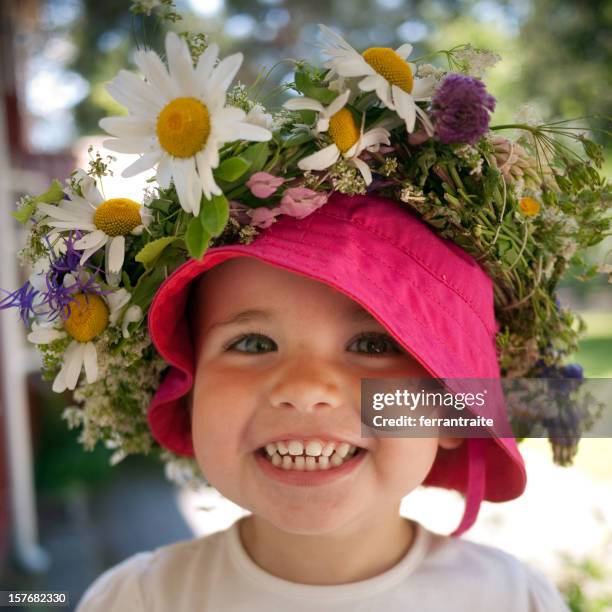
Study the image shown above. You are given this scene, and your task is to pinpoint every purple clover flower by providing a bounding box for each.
[431,74,496,145]
[0,231,112,326]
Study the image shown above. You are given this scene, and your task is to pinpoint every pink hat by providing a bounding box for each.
[147,192,526,535]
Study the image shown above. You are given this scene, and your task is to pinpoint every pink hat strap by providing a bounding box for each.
[450,438,487,537]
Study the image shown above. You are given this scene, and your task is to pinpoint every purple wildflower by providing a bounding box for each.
[43,232,112,322]
[0,281,40,325]
[0,231,112,326]
[431,74,496,145]
[561,363,584,380]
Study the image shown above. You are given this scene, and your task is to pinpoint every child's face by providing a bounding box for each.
[190,257,461,535]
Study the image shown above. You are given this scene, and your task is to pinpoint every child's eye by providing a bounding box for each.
[348,333,403,356]
[223,332,402,356]
[225,333,277,354]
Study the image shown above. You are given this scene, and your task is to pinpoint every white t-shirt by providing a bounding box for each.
[76,518,569,611]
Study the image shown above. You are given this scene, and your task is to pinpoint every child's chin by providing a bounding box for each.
[259,504,359,536]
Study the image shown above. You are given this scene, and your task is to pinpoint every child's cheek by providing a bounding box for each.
[375,438,440,493]
[190,371,252,484]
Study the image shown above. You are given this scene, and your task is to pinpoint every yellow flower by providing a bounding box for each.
[318,25,435,134]
[519,196,540,217]
[99,32,272,216]
[283,90,390,185]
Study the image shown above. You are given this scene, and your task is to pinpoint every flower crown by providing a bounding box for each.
[1,10,610,482]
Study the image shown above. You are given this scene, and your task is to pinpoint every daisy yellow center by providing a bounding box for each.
[156,97,211,158]
[362,47,413,93]
[94,198,142,236]
[63,293,109,343]
[328,108,360,154]
[519,196,540,217]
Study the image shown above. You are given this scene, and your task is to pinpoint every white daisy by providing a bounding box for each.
[37,176,149,281]
[99,31,272,216]
[283,89,390,185]
[318,24,436,135]
[27,285,133,392]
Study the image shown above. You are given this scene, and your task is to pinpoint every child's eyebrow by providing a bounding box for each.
[205,309,272,334]
[204,304,377,334]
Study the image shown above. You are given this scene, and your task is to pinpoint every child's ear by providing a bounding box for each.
[438,436,464,450]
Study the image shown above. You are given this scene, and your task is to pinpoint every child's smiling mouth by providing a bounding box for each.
[256,438,367,472]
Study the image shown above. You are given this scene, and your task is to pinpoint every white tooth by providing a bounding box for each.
[348,444,356,454]
[336,442,350,458]
[281,455,292,470]
[265,443,277,456]
[321,442,336,457]
[294,456,305,470]
[277,441,288,455]
[305,440,323,456]
[305,456,317,471]
[318,456,330,470]
[330,452,344,467]
[288,440,304,456]
[271,453,282,466]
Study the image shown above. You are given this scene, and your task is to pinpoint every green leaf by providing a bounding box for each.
[121,271,133,291]
[214,157,252,182]
[282,130,315,148]
[185,216,212,259]
[11,201,37,224]
[147,198,173,214]
[199,194,229,237]
[294,70,337,104]
[131,268,166,312]
[240,142,271,174]
[33,179,64,204]
[11,179,65,224]
[134,236,179,269]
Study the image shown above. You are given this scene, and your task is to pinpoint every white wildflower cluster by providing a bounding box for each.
[226,83,251,112]
[271,107,296,130]
[452,144,484,176]
[399,184,426,204]
[378,156,399,177]
[181,32,209,62]
[534,208,580,277]
[329,159,367,195]
[453,44,501,78]
[16,222,49,267]
[142,186,158,207]
[238,224,259,245]
[513,103,544,127]
[301,170,320,189]
[416,63,446,81]
[63,326,167,459]
[226,84,273,129]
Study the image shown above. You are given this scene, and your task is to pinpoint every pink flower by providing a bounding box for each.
[279,187,328,220]
[228,200,252,224]
[248,205,283,229]
[246,172,286,199]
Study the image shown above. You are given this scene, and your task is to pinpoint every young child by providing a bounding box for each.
[76,193,569,611]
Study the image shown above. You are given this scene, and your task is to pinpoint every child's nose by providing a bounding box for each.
[268,361,345,414]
